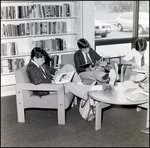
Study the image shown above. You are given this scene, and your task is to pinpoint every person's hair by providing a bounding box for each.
[135,38,147,52]
[31,47,46,60]
[77,38,91,49]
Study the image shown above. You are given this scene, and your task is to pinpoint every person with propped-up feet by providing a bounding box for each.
[26,47,117,121]
[74,38,119,86]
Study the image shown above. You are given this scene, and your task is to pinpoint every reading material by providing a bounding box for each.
[79,63,91,68]
[126,88,148,102]
[54,71,75,84]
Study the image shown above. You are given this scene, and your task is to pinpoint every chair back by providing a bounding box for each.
[14,65,30,83]
[61,53,75,67]
[14,65,33,107]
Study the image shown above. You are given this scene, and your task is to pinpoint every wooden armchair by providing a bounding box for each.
[14,65,74,125]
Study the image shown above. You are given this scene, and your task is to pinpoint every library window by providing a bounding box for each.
[138,1,149,37]
[94,1,134,39]
[94,1,149,60]
[94,1,149,39]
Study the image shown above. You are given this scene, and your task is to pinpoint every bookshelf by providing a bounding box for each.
[1,1,82,97]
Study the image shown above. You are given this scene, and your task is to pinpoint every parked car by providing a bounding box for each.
[114,12,149,34]
[94,19,113,38]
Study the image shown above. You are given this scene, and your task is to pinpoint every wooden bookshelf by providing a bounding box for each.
[1,1,82,97]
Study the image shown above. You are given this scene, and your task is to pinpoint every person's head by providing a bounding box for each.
[77,38,91,54]
[135,38,147,55]
[31,47,46,66]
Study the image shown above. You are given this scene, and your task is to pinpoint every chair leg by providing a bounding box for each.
[146,104,149,128]
[16,89,25,123]
[74,96,77,105]
[95,103,102,130]
[136,107,142,112]
[71,96,78,107]
[57,86,65,125]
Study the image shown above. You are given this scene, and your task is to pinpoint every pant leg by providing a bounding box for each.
[64,82,91,100]
[79,70,106,82]
[55,64,82,83]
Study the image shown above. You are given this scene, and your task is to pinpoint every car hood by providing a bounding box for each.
[95,21,112,27]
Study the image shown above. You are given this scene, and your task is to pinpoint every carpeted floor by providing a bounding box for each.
[1,95,149,147]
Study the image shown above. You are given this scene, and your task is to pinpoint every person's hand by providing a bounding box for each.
[130,62,139,69]
[55,70,59,75]
[89,65,96,71]
[97,60,107,68]
[85,67,91,71]
[101,61,107,67]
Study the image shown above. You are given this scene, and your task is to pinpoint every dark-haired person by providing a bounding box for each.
[122,38,149,134]
[74,38,119,84]
[26,47,117,99]
[122,38,149,69]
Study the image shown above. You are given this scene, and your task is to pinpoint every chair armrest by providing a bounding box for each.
[16,83,63,92]
[15,83,65,124]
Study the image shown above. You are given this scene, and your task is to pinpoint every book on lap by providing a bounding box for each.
[54,71,75,84]
[79,63,92,68]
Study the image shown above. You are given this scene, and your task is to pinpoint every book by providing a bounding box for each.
[54,71,75,84]
[104,64,114,72]
[95,58,113,72]
[126,88,148,102]
[79,63,92,68]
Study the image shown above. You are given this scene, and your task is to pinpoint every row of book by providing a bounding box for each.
[1,3,71,19]
[1,6,16,19]
[1,55,59,74]
[1,21,67,37]
[32,38,66,52]
[1,42,18,56]
[1,58,25,74]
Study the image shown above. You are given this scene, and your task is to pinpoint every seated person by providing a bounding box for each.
[122,38,149,79]
[26,47,117,99]
[74,38,119,83]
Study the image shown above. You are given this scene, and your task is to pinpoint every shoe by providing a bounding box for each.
[109,69,117,86]
[102,84,114,92]
[141,128,149,134]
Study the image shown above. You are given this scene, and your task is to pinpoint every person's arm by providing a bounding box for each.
[26,66,51,85]
[44,64,57,75]
[122,49,139,68]
[74,52,88,73]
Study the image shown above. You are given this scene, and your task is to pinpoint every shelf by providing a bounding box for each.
[47,49,78,54]
[1,49,78,60]
[1,54,30,59]
[1,32,79,40]
[1,1,76,3]
[1,16,80,22]
[1,1,82,96]
[1,72,15,76]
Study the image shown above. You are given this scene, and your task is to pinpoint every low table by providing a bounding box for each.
[89,82,149,130]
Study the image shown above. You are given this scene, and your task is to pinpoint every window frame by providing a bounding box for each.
[95,1,149,49]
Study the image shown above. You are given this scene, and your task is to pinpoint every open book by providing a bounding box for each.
[126,88,148,102]
[79,63,92,68]
[54,71,75,84]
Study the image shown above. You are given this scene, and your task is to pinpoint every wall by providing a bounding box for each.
[82,1,94,49]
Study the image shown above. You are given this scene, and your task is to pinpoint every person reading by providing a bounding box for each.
[26,47,117,99]
[74,38,119,84]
